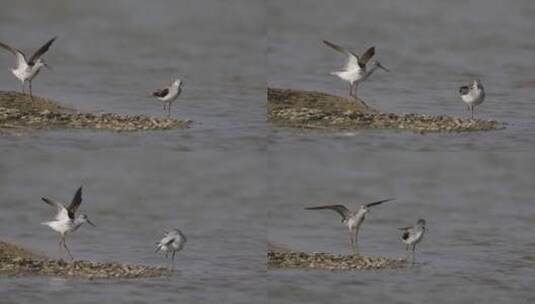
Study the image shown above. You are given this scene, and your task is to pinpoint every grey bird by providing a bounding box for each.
[459,79,485,119]
[0,37,56,99]
[155,228,187,271]
[323,40,389,101]
[41,186,96,260]
[305,198,394,255]
[399,218,426,263]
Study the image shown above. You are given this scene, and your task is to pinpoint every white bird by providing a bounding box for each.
[399,218,426,263]
[305,198,394,255]
[459,79,485,119]
[41,186,95,260]
[323,40,389,102]
[152,79,183,117]
[155,228,187,271]
[0,37,57,100]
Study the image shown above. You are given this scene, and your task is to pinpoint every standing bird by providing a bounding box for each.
[155,228,187,271]
[459,79,485,119]
[305,199,394,255]
[152,79,183,117]
[0,37,57,99]
[323,40,389,102]
[399,219,426,263]
[40,186,96,260]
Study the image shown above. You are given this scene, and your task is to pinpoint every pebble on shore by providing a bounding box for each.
[0,91,191,133]
[0,241,167,279]
[268,249,406,271]
[268,88,502,133]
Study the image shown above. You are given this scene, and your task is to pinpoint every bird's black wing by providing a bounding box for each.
[29,36,57,64]
[305,204,351,221]
[0,41,27,64]
[358,46,375,67]
[323,40,360,64]
[459,85,470,95]
[152,88,169,98]
[66,186,83,217]
[365,198,394,208]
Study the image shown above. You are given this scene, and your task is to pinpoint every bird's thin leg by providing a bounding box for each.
[349,83,353,97]
[29,80,33,100]
[63,237,74,260]
[164,252,170,270]
[21,81,25,94]
[354,229,360,256]
[353,83,359,100]
[411,245,416,264]
[59,237,64,258]
[471,105,474,119]
[171,251,176,272]
[349,231,355,255]
[163,103,166,111]
[167,102,171,117]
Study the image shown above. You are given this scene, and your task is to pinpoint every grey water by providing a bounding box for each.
[267,151,535,303]
[0,1,266,303]
[266,1,535,303]
[268,0,535,151]
[1,0,535,303]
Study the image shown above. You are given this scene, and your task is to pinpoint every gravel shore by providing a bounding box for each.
[268,249,406,271]
[267,243,406,271]
[0,91,190,133]
[0,240,167,279]
[268,88,502,133]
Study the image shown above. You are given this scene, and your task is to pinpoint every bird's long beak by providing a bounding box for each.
[378,62,390,72]
[87,219,96,227]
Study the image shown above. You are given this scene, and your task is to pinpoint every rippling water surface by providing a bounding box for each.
[0,1,266,303]
[267,151,535,303]
[267,1,535,303]
[268,0,535,151]
[1,0,535,303]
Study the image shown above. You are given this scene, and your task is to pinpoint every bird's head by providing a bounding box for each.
[79,214,96,227]
[474,79,483,89]
[36,58,52,70]
[173,79,183,88]
[372,61,390,72]
[417,219,426,227]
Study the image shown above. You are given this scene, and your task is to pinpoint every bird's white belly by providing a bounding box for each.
[12,65,38,82]
[334,68,364,84]
[462,90,484,106]
[405,230,424,245]
[347,215,364,230]
[43,220,72,235]
[160,241,183,252]
[158,87,180,102]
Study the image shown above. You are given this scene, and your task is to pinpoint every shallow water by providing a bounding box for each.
[266,1,535,302]
[268,0,535,151]
[0,1,266,303]
[267,151,535,303]
[1,0,535,303]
